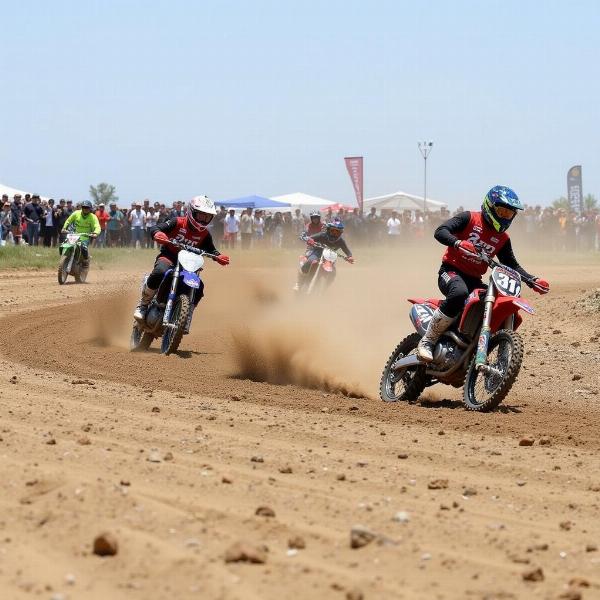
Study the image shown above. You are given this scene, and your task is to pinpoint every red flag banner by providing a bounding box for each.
[344,156,363,214]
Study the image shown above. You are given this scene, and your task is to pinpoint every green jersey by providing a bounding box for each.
[62,210,101,235]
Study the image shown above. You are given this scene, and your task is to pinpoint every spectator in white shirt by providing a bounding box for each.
[129,202,146,248]
[224,208,240,248]
[387,210,401,243]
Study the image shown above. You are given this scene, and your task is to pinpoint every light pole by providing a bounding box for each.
[418,141,433,213]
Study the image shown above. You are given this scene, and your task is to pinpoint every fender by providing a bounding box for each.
[181,270,201,288]
[321,260,335,273]
[489,296,530,332]
[407,297,441,307]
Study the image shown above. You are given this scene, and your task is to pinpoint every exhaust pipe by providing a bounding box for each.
[391,354,422,371]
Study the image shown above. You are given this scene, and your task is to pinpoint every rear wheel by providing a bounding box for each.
[57,254,69,285]
[379,332,427,402]
[463,329,524,411]
[130,323,153,352]
[160,295,189,355]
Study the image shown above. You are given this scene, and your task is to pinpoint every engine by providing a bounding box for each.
[432,339,463,371]
[145,305,164,331]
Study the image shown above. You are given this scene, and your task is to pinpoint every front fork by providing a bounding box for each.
[475,284,496,371]
[162,263,180,326]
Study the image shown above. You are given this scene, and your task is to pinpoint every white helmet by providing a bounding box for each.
[187,195,217,232]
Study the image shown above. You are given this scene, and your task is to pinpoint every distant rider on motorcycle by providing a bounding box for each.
[416,186,550,362]
[60,199,100,267]
[293,220,354,291]
[133,195,230,321]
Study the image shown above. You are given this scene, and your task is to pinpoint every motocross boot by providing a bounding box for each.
[416,309,454,362]
[133,284,156,322]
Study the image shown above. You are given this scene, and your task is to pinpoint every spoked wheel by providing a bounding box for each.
[75,262,89,283]
[463,329,524,411]
[379,332,427,402]
[57,254,69,285]
[160,295,189,355]
[130,323,153,352]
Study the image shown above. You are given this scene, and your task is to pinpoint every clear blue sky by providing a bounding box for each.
[1,0,598,208]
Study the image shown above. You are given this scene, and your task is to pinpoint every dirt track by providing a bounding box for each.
[0,251,599,600]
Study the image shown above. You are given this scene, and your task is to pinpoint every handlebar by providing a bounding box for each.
[458,246,538,287]
[168,239,219,259]
[301,236,351,260]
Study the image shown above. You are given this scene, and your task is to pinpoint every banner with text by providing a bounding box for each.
[567,165,583,215]
[344,156,363,214]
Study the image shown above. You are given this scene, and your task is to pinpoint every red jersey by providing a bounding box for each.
[150,216,218,262]
[306,222,323,236]
[442,211,509,277]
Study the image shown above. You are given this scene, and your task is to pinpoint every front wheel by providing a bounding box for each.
[57,254,69,285]
[379,332,427,402]
[463,329,524,411]
[160,295,189,355]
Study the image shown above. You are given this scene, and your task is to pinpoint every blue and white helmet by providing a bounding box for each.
[325,220,344,240]
[482,186,524,233]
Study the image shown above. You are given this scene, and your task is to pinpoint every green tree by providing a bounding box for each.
[583,194,597,211]
[551,196,570,211]
[89,182,118,205]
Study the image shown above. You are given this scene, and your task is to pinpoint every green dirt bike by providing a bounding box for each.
[58,232,96,285]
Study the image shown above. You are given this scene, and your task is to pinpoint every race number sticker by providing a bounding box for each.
[492,266,522,297]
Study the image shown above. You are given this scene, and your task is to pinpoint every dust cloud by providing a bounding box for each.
[227,244,441,399]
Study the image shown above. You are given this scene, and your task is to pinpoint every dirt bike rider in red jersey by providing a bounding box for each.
[305,210,324,236]
[133,195,230,321]
[293,220,354,291]
[417,186,550,362]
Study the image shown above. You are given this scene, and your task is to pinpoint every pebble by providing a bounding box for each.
[522,566,544,582]
[224,541,267,564]
[539,436,551,446]
[77,436,91,445]
[462,487,477,497]
[397,453,409,459]
[346,588,364,600]
[151,406,160,412]
[163,451,174,461]
[278,466,293,474]
[572,374,582,381]
[350,526,377,549]
[93,532,118,556]
[288,535,306,549]
[519,437,535,446]
[250,455,264,463]
[428,479,448,490]
[222,476,233,484]
[560,520,573,531]
[255,506,276,518]
[393,511,410,523]
[147,450,162,463]
[586,543,597,552]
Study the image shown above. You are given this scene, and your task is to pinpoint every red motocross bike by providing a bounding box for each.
[379,250,548,411]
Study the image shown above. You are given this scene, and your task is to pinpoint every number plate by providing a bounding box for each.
[492,266,521,297]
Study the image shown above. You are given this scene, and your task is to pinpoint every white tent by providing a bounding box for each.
[364,190,446,212]
[0,182,50,202]
[271,192,338,213]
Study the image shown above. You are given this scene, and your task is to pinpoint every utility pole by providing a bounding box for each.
[418,141,433,212]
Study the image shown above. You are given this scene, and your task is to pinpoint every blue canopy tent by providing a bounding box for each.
[219,195,291,210]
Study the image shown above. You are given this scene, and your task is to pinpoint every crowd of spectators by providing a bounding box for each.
[2,192,599,253]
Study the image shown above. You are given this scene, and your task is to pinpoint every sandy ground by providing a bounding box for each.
[0,248,599,600]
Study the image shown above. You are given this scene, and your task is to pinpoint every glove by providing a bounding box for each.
[346,256,355,264]
[306,238,316,246]
[154,231,169,245]
[214,254,230,266]
[455,240,477,255]
[532,278,549,294]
